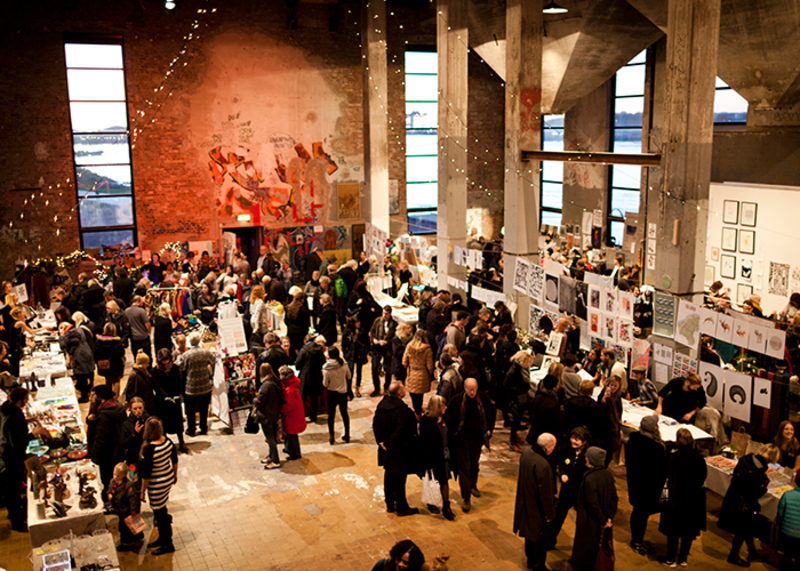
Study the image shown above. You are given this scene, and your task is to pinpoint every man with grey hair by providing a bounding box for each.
[179,332,216,436]
[255,332,291,384]
[514,433,557,571]
[125,295,152,361]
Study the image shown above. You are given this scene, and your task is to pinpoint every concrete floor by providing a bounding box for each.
[1,364,784,571]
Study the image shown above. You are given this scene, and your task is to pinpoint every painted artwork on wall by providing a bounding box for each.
[264,225,349,281]
[337,183,361,220]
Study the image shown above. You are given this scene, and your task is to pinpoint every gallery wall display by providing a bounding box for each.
[720,254,736,279]
[740,202,757,227]
[721,227,737,252]
[723,200,739,224]
[738,229,755,255]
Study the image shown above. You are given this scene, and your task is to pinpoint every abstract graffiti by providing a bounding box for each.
[264,225,349,280]
[208,140,338,225]
[520,87,542,134]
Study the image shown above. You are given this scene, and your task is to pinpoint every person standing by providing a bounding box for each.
[373,381,419,516]
[658,428,707,567]
[420,395,456,521]
[126,351,157,415]
[370,306,397,397]
[593,347,628,395]
[402,330,434,417]
[625,415,667,555]
[513,433,558,571]
[86,384,126,497]
[0,387,48,532]
[178,332,216,436]
[322,347,352,444]
[445,378,496,512]
[295,335,326,423]
[777,472,800,571]
[552,426,591,537]
[152,348,187,454]
[570,447,618,570]
[526,374,560,450]
[119,397,150,467]
[113,267,134,307]
[139,417,178,555]
[255,332,291,384]
[93,322,126,397]
[279,365,306,460]
[317,293,338,348]
[59,318,96,403]
[125,296,152,361]
[343,317,368,397]
[252,363,282,469]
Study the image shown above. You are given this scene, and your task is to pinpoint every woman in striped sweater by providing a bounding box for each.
[140,417,178,555]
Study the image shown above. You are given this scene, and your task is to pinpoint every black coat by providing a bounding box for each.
[343,329,368,365]
[295,341,325,397]
[93,335,126,378]
[0,400,31,464]
[253,378,281,424]
[659,446,707,538]
[425,309,448,351]
[154,315,173,355]
[625,432,667,512]
[419,415,450,483]
[89,401,126,467]
[83,283,107,324]
[256,345,291,384]
[317,305,338,348]
[125,368,157,415]
[560,395,605,445]
[557,445,589,507]
[151,364,185,434]
[373,395,417,474]
[391,335,410,380]
[113,276,134,306]
[337,266,358,295]
[572,466,618,567]
[527,388,561,445]
[120,411,150,465]
[514,444,557,541]
[109,311,131,347]
[718,453,769,535]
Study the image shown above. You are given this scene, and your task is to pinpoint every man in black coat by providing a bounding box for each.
[0,388,49,531]
[295,336,326,422]
[256,332,291,385]
[337,260,358,294]
[369,307,397,397]
[446,378,496,512]
[252,366,282,469]
[372,381,419,516]
[527,375,561,446]
[305,250,323,283]
[514,433,557,571]
[87,384,126,497]
[571,447,618,570]
[559,379,605,446]
[625,415,667,555]
[112,267,134,307]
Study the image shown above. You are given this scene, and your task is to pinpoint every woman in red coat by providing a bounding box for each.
[279,365,307,460]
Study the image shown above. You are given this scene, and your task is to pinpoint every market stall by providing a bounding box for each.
[31,529,119,571]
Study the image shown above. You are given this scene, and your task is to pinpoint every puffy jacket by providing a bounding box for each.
[280,376,307,435]
[60,326,95,376]
[402,343,434,394]
[93,335,126,378]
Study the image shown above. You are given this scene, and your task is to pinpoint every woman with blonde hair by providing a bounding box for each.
[249,284,268,345]
[58,311,95,402]
[402,330,434,416]
[420,395,456,521]
[94,322,125,396]
[139,417,178,555]
[154,303,174,356]
[283,292,310,361]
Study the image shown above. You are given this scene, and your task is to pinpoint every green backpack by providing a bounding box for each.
[335,276,348,299]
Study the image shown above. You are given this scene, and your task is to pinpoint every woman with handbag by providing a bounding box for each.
[152,348,188,454]
[658,428,707,567]
[94,322,126,397]
[571,447,618,571]
[718,443,780,566]
[419,395,456,521]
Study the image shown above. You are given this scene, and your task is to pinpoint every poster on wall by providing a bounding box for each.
[529,304,546,336]
[604,289,617,315]
[603,315,617,344]
[588,285,602,311]
[699,308,718,336]
[632,339,650,370]
[559,275,577,315]
[675,300,701,349]
[513,258,531,294]
[723,371,752,423]
[769,261,790,296]
[617,319,633,347]
[740,202,757,227]
[720,255,736,279]
[738,230,755,255]
[753,377,771,408]
[619,292,635,321]
[337,183,361,220]
[740,259,753,282]
[766,328,786,359]
[716,313,734,343]
[653,292,676,339]
[723,200,739,224]
[652,342,673,365]
[699,362,724,411]
[543,272,560,311]
[748,323,769,353]
[588,310,601,337]
[528,264,544,303]
[721,227,737,252]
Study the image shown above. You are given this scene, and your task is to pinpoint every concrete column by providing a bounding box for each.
[650,0,720,297]
[363,0,390,235]
[504,0,542,325]
[437,0,468,293]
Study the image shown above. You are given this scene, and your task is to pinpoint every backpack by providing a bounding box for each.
[335,276,348,299]
[435,329,449,361]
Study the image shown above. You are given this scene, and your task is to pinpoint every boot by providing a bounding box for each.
[442,503,456,521]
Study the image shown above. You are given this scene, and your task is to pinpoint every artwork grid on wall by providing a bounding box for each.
[740,202,757,227]
[720,254,736,279]
[721,227,737,252]
[738,229,755,255]
[723,200,739,224]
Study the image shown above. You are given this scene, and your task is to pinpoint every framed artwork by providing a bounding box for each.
[737,283,753,306]
[721,227,738,252]
[720,254,736,279]
[740,258,753,281]
[740,202,757,227]
[336,183,361,220]
[738,229,755,255]
[705,265,715,285]
[723,200,739,224]
[710,246,720,262]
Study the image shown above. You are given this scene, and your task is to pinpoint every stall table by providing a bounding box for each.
[31,530,119,571]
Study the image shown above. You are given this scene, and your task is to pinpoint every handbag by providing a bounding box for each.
[594,527,615,571]
[124,513,147,535]
[420,470,443,508]
[244,408,260,434]
[730,427,751,458]
[97,359,111,372]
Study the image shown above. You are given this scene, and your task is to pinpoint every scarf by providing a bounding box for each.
[458,393,488,438]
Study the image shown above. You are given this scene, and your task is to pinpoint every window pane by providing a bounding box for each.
[714,89,748,123]
[67,69,126,101]
[405,74,438,101]
[406,131,437,156]
[70,102,128,132]
[629,50,647,65]
[615,65,646,96]
[406,156,437,183]
[541,210,562,227]
[406,182,438,209]
[542,161,563,183]
[609,221,625,247]
[79,196,134,228]
[612,130,642,153]
[65,43,123,69]
[615,96,643,127]
[73,134,131,165]
[716,77,729,89]
[610,188,640,217]
[611,164,642,190]
[543,132,564,151]
[542,182,563,210]
[406,102,438,129]
[408,210,437,234]
[82,229,135,251]
[543,114,564,128]
[77,166,133,196]
[405,51,437,74]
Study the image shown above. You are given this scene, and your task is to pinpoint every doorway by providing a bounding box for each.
[226,226,262,270]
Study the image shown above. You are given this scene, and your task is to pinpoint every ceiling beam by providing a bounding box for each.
[521,149,662,166]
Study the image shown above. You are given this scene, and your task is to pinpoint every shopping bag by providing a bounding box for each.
[593,527,615,571]
[420,471,442,508]
[730,427,751,458]
[244,408,260,434]
[124,513,148,535]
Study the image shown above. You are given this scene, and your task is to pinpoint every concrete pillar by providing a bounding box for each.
[504,0,542,325]
[363,0,390,236]
[437,0,468,293]
[649,0,720,297]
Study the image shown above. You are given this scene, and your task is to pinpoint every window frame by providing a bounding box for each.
[713,78,748,125]
[540,114,565,227]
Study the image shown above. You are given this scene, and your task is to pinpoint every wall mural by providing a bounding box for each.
[208,138,338,226]
[564,138,605,189]
[264,225,349,280]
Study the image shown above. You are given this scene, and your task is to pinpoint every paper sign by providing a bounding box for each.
[753,377,771,409]
[653,343,673,365]
[218,317,248,355]
[13,284,28,304]
[648,223,657,239]
[647,254,656,270]
[716,313,734,343]
[699,361,724,411]
[513,258,531,294]
[654,362,670,386]
[675,299,701,348]
[724,370,752,423]
[593,209,602,227]
[583,212,594,234]
[699,308,718,337]
[528,264,544,302]
[766,328,786,359]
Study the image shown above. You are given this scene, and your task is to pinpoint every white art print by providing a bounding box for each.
[753,377,771,409]
[732,319,751,348]
[513,257,531,294]
[653,343,673,365]
[766,328,786,360]
[604,314,617,344]
[588,285,602,311]
[528,264,545,302]
[618,292,634,321]
[699,362,724,411]
[769,261,790,296]
[715,313,734,343]
[675,299,701,349]
[546,332,565,356]
[588,310,601,337]
[748,323,769,354]
[543,272,560,310]
[529,304,546,336]
[617,319,633,347]
[604,289,617,315]
[699,308,718,337]
[724,370,752,423]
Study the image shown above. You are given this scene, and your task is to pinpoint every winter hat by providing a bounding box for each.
[640,415,659,434]
[92,384,115,400]
[586,446,606,467]
[135,350,150,369]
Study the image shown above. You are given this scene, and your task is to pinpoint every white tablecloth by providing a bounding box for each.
[28,460,107,546]
[31,531,119,571]
[704,457,792,522]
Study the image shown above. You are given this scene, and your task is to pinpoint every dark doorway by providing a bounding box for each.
[227,226,262,270]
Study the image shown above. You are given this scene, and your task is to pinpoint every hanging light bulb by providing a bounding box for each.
[543,1,568,15]
[165,0,176,10]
